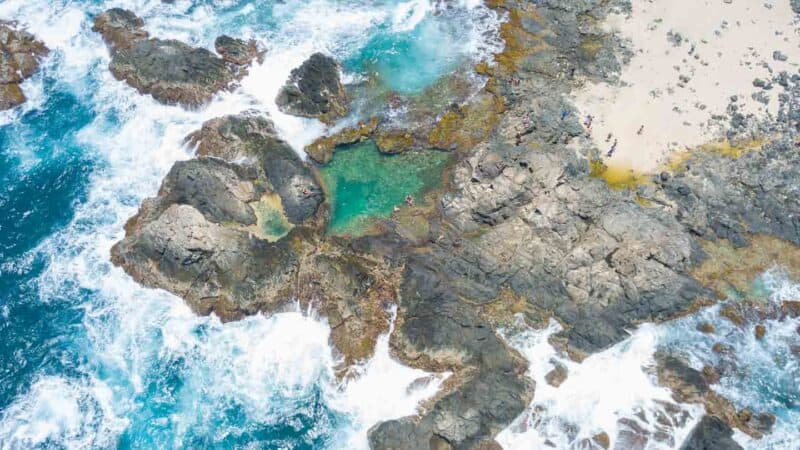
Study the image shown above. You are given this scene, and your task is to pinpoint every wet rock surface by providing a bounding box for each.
[680,415,743,450]
[112,0,800,447]
[0,22,49,110]
[111,114,320,319]
[93,9,257,107]
[112,113,392,366]
[276,52,348,122]
[655,352,775,439]
[214,35,261,66]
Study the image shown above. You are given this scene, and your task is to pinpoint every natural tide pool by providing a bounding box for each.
[318,141,450,235]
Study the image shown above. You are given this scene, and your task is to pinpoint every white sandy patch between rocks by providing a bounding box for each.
[572,0,800,173]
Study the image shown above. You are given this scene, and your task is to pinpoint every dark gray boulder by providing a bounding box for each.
[680,416,743,450]
[108,38,238,107]
[215,35,261,65]
[185,113,323,224]
[93,9,258,107]
[276,52,348,122]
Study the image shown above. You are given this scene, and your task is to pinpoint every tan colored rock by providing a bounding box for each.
[592,431,610,449]
[304,118,379,164]
[0,22,48,110]
[544,363,568,387]
[781,301,800,318]
[720,304,745,327]
[697,322,716,333]
[0,83,25,110]
[692,236,800,298]
[702,365,720,384]
[712,343,734,355]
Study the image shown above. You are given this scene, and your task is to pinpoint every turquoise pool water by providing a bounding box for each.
[319,141,449,234]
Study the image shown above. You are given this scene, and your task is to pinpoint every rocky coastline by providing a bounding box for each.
[105,1,800,449]
[92,9,260,107]
[0,21,48,110]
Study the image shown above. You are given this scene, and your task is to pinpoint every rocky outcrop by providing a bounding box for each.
[304,118,379,164]
[656,353,775,439]
[368,254,534,450]
[112,113,393,366]
[93,9,258,107]
[112,0,800,448]
[111,113,323,319]
[91,8,147,50]
[214,35,261,66]
[0,22,48,110]
[276,53,348,122]
[184,113,323,223]
[680,416,742,450]
[655,141,800,249]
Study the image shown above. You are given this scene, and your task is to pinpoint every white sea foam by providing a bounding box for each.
[657,269,800,450]
[499,268,800,450]
[497,320,702,449]
[0,376,126,450]
[328,307,450,449]
[392,0,433,32]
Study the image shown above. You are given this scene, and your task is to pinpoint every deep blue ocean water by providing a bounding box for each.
[0,1,797,449]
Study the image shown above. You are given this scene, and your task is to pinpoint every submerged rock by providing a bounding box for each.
[544,362,568,387]
[276,52,348,122]
[93,9,257,107]
[0,22,49,110]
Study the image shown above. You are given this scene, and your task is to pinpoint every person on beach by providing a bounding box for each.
[405,195,414,206]
[606,139,618,157]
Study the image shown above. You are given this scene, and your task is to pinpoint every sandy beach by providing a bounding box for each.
[573,0,800,173]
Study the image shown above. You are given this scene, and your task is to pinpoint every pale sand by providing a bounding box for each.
[572,0,800,173]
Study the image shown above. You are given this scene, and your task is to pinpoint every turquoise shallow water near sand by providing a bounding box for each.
[0,0,798,449]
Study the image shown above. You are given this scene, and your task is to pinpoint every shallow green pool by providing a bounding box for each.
[318,141,450,235]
